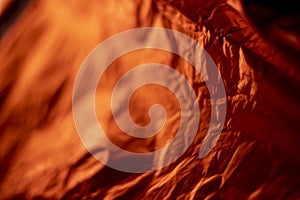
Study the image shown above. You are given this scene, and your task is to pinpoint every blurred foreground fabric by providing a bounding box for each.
[0,0,300,199]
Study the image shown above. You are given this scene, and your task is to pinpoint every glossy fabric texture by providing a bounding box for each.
[0,0,299,199]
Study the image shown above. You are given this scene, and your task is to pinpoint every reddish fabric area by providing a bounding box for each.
[0,0,299,199]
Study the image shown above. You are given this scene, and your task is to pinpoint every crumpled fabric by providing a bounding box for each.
[0,0,299,199]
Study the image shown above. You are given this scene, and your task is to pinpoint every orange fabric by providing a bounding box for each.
[0,0,299,199]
